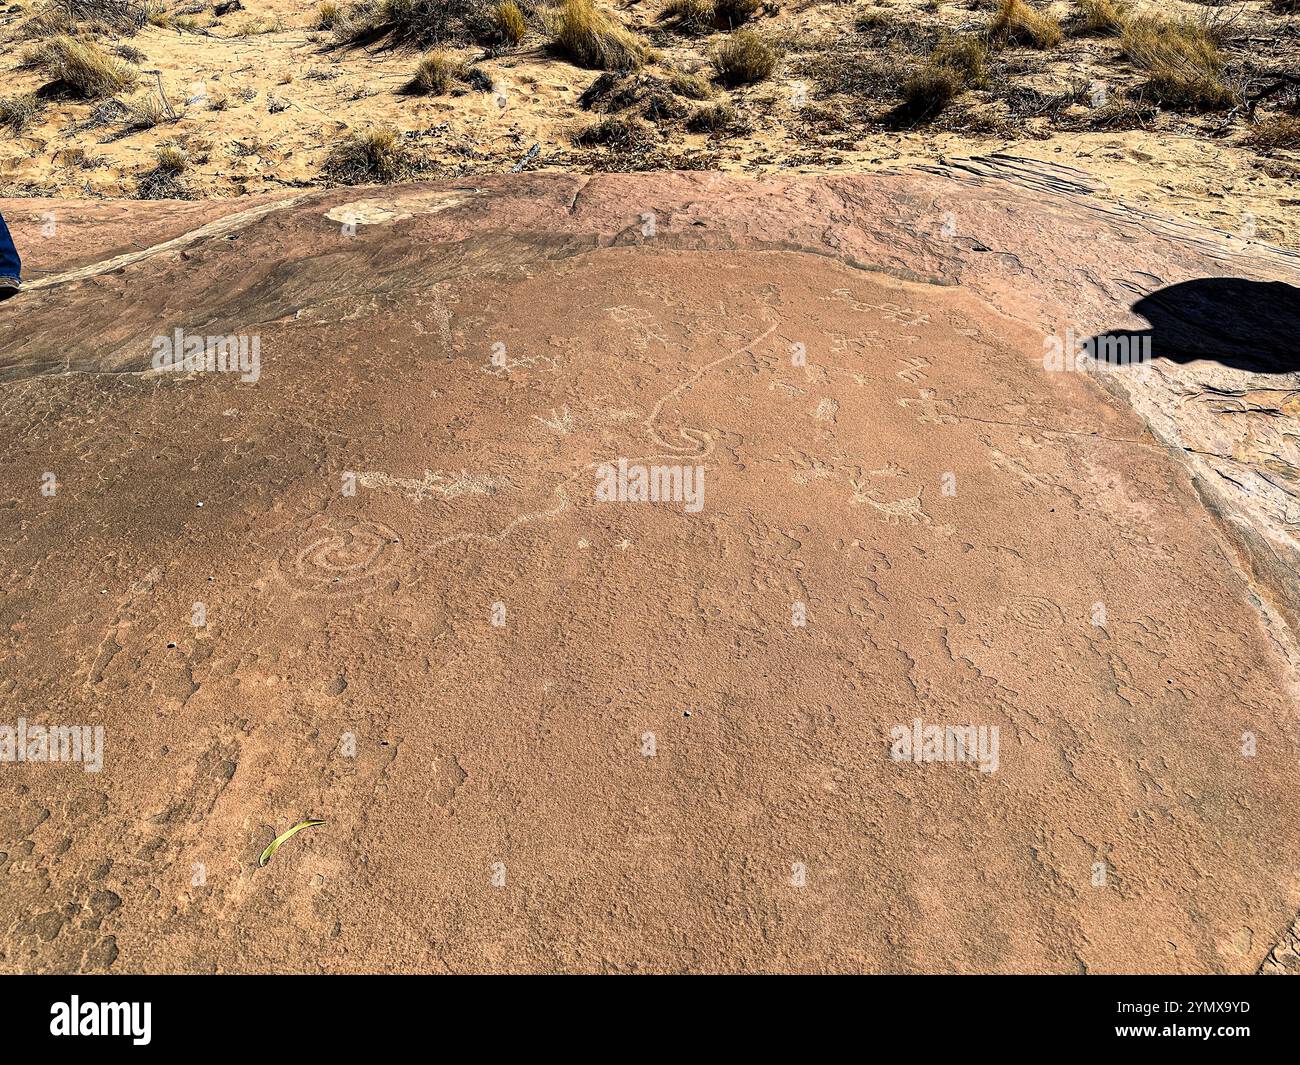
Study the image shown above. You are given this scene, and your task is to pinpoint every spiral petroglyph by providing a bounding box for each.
[273,516,402,597]
[1001,595,1064,630]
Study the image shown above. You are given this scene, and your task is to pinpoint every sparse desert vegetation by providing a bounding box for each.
[715,0,761,29]
[23,34,139,99]
[330,0,501,46]
[122,91,172,130]
[25,0,148,36]
[574,112,645,146]
[0,94,45,135]
[660,0,759,34]
[660,0,714,35]
[710,29,776,86]
[490,0,527,44]
[1247,113,1300,150]
[669,69,713,99]
[317,0,343,27]
[1077,0,1128,35]
[0,0,1295,247]
[135,140,189,197]
[549,0,647,71]
[902,36,989,119]
[990,0,1063,50]
[686,99,736,130]
[1121,13,1236,110]
[322,125,422,182]
[406,50,465,93]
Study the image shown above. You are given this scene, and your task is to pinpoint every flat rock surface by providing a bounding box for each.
[1,167,1299,973]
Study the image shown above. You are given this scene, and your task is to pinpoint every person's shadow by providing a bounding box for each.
[1084,277,1300,374]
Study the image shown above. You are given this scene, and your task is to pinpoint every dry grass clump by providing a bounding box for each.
[234,14,283,33]
[333,0,497,46]
[931,33,988,84]
[989,0,1062,49]
[660,0,756,33]
[329,0,379,38]
[144,1,198,29]
[406,50,464,92]
[328,1,367,36]
[669,69,713,99]
[155,143,189,172]
[60,145,105,168]
[490,0,526,43]
[1080,88,1156,130]
[898,33,987,118]
[714,0,759,27]
[643,90,687,120]
[1078,0,1127,35]
[659,0,713,34]
[901,63,966,116]
[548,0,647,71]
[136,142,189,199]
[322,126,420,183]
[1246,114,1300,151]
[83,0,148,29]
[710,29,775,85]
[463,65,495,90]
[22,6,77,37]
[686,99,735,130]
[123,92,171,129]
[25,35,138,98]
[573,113,651,147]
[579,70,671,111]
[855,6,905,33]
[1122,15,1235,111]
[25,0,148,36]
[0,93,44,134]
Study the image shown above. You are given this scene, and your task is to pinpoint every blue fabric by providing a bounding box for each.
[0,211,21,285]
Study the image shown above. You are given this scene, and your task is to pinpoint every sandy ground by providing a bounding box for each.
[1,0,1298,246]
[2,170,1300,973]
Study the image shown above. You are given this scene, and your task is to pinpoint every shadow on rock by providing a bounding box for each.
[1085,277,1300,374]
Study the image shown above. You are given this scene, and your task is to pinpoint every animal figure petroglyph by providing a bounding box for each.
[357,469,507,501]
